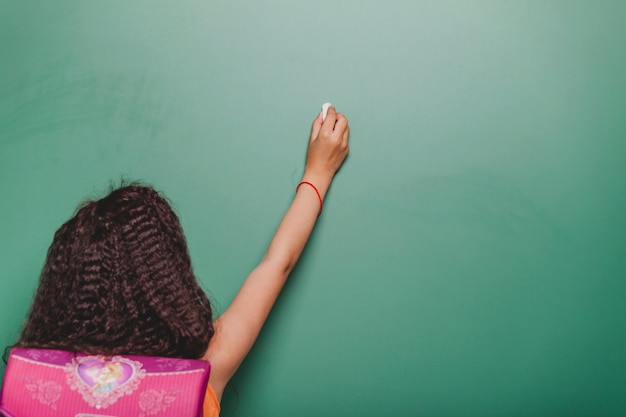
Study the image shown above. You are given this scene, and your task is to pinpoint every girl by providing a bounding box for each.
[12,106,350,416]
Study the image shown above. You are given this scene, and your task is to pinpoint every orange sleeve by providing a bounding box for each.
[203,383,221,417]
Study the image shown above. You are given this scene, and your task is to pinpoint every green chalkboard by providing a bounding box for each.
[1,1,625,416]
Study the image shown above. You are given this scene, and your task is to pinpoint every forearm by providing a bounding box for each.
[262,171,332,274]
[216,172,332,349]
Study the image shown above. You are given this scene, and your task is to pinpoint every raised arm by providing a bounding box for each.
[202,106,350,400]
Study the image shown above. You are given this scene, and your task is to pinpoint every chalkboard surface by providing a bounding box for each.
[1,1,625,416]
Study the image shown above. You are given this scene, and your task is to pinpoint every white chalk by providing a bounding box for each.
[321,102,331,121]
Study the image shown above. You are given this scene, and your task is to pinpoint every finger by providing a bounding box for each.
[325,105,337,120]
[342,125,350,143]
[333,113,348,135]
[310,112,323,142]
[321,106,338,134]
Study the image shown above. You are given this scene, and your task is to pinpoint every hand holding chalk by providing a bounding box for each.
[304,104,350,183]
[322,102,331,121]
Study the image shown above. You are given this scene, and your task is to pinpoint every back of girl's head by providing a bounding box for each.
[18,184,214,359]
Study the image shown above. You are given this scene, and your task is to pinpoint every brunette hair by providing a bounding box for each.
[17,184,214,359]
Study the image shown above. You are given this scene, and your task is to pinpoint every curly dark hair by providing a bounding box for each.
[17,184,214,359]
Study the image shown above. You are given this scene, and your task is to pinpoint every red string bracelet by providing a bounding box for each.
[296,181,323,217]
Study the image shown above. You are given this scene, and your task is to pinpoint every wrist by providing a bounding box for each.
[296,181,323,217]
[301,169,333,187]
[299,170,333,203]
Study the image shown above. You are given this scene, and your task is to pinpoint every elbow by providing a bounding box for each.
[260,255,295,280]
[282,259,296,277]
[276,258,295,280]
